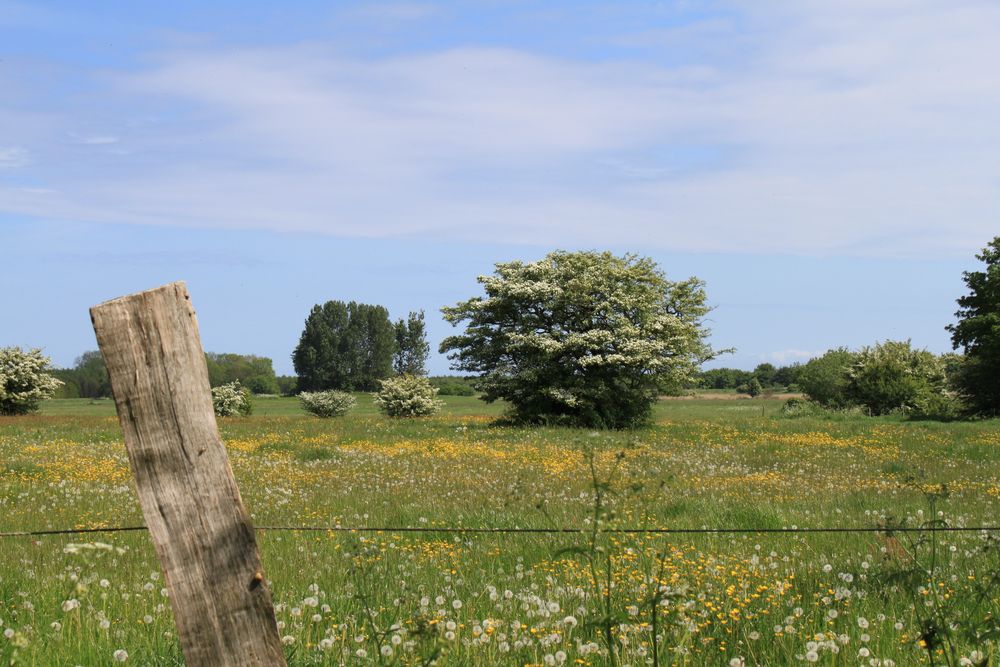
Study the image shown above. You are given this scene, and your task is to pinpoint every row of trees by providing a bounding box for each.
[292,303,428,392]
[52,350,284,398]
[696,363,803,392]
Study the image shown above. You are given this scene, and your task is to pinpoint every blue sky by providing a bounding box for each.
[1,1,997,375]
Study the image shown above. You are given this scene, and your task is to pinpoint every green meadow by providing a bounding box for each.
[2,396,999,665]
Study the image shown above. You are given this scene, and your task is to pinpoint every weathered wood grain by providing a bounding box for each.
[91,282,286,666]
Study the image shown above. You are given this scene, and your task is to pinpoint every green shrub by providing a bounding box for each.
[740,378,763,397]
[780,397,820,417]
[211,381,253,417]
[374,375,443,417]
[299,390,356,418]
[847,340,946,416]
[908,391,966,422]
[0,347,63,415]
[430,376,475,396]
[798,348,857,409]
[779,397,864,420]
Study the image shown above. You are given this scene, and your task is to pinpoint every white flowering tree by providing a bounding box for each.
[440,251,721,428]
[0,347,63,415]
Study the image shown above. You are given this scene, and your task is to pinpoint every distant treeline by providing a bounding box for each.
[54,351,288,398]
[692,363,804,392]
[53,350,473,399]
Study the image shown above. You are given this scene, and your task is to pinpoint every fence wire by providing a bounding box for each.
[2,524,998,539]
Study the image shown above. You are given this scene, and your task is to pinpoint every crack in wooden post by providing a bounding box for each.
[91,282,286,666]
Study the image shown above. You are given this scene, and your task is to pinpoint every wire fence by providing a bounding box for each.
[2,524,998,539]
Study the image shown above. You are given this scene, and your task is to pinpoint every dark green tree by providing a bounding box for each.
[393,310,430,376]
[752,362,777,387]
[293,301,395,391]
[798,348,857,408]
[773,363,803,389]
[947,236,1000,416]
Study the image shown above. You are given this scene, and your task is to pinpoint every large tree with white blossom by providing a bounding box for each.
[440,250,722,428]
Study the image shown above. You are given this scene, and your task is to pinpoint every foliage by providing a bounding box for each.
[429,376,476,396]
[52,350,280,398]
[752,362,777,387]
[908,390,966,422]
[947,236,1000,416]
[52,351,112,399]
[696,367,753,390]
[694,363,801,391]
[740,377,763,397]
[441,250,720,428]
[798,348,858,408]
[50,373,81,399]
[847,340,947,416]
[780,397,821,417]
[211,380,253,417]
[205,352,279,394]
[293,301,396,392]
[393,310,430,376]
[276,375,299,396]
[772,362,803,389]
[299,390,357,418]
[0,347,63,415]
[374,374,443,417]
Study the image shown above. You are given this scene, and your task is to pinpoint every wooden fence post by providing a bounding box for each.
[91,282,286,666]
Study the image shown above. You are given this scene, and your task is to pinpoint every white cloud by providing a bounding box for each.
[68,134,119,145]
[1,1,999,257]
[0,146,28,168]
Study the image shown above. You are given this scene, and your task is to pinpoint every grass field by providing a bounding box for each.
[3,396,1000,665]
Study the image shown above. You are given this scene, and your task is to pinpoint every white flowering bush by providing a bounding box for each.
[299,390,356,418]
[211,380,253,417]
[374,375,443,417]
[0,347,63,415]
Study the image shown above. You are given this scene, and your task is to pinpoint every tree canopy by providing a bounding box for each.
[393,310,430,376]
[440,250,720,428]
[205,352,279,394]
[947,236,1000,416]
[292,301,396,391]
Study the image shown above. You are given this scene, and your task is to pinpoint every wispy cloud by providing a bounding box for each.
[0,146,28,168]
[1,2,998,257]
[68,134,119,145]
